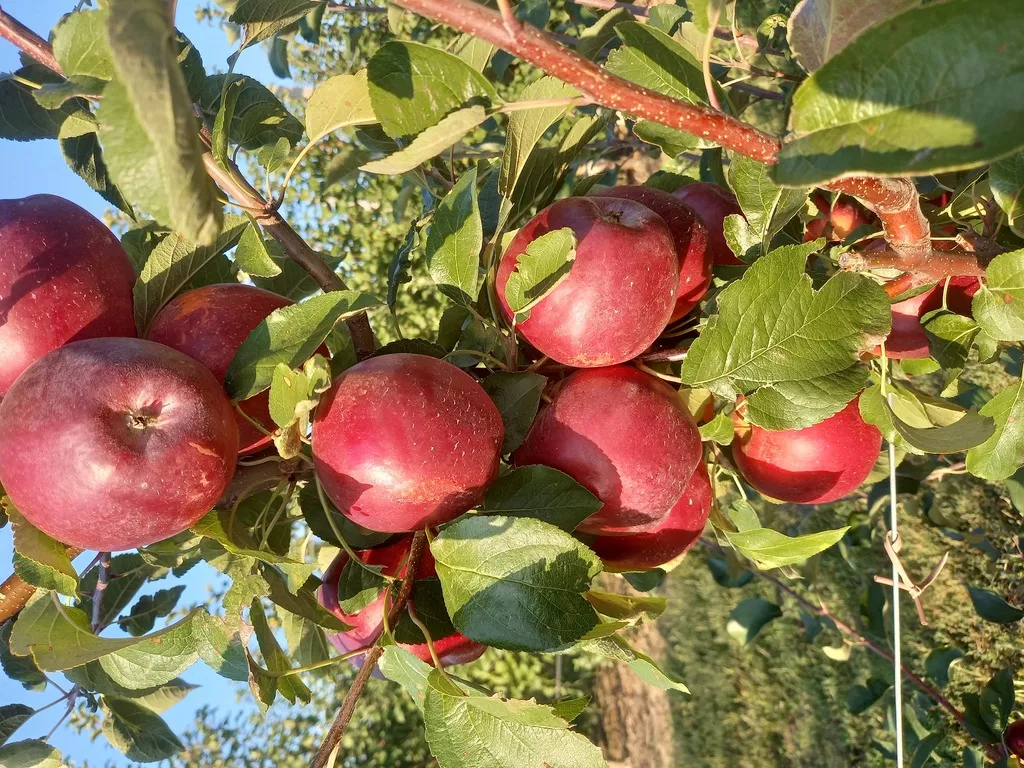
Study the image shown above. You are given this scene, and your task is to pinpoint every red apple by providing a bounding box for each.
[0,195,137,397]
[673,182,745,266]
[585,461,712,572]
[318,538,486,667]
[312,353,503,533]
[0,338,238,550]
[810,191,877,241]
[594,185,712,320]
[514,365,702,535]
[147,283,295,454]
[496,197,678,367]
[884,277,980,359]
[1005,720,1024,758]
[731,397,881,504]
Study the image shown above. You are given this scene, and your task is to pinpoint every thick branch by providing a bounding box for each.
[311,529,428,768]
[841,250,986,279]
[390,0,933,261]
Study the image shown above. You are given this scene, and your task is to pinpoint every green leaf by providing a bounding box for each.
[622,569,666,592]
[481,466,602,532]
[0,68,82,142]
[727,598,782,645]
[425,168,483,305]
[696,411,731,446]
[57,110,133,217]
[0,706,33,748]
[379,645,433,711]
[77,554,152,631]
[724,526,849,570]
[583,634,688,693]
[117,586,186,637]
[990,151,1024,237]
[101,0,222,244]
[52,10,115,79]
[727,154,807,258]
[504,227,578,323]
[192,612,249,682]
[0,740,64,768]
[321,144,371,190]
[8,508,77,597]
[249,600,312,705]
[924,312,979,374]
[229,0,321,49]
[0,622,45,692]
[967,379,1024,480]
[211,76,243,168]
[34,77,107,110]
[367,40,496,139]
[360,105,488,175]
[926,646,964,688]
[259,565,350,632]
[480,372,547,454]
[65,664,195,713]
[132,216,247,334]
[199,74,304,152]
[775,0,1024,186]
[551,697,590,723]
[500,78,580,200]
[234,215,282,278]
[100,696,184,762]
[743,364,869,431]
[268,354,331,451]
[225,290,381,400]
[304,70,377,147]
[297,482,391,550]
[973,248,1024,341]
[787,0,921,73]
[278,609,331,670]
[910,732,945,768]
[9,593,204,690]
[680,244,890,423]
[585,591,665,623]
[431,516,601,652]
[190,510,302,566]
[847,677,890,714]
[258,137,292,175]
[451,35,495,73]
[422,671,606,768]
[884,397,995,455]
[334,558,387,614]
[967,586,1024,624]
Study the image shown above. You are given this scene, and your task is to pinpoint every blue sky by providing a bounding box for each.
[1,3,292,763]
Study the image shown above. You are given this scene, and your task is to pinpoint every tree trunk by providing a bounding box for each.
[593,573,675,768]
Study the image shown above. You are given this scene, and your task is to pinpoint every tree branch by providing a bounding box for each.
[0,7,60,73]
[311,529,428,768]
[389,0,933,262]
[841,249,986,279]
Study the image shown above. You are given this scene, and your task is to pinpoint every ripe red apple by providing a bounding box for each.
[0,195,137,397]
[312,353,503,533]
[318,538,486,667]
[672,182,745,266]
[585,462,712,572]
[496,197,678,367]
[594,185,712,320]
[731,397,881,504]
[514,365,702,535]
[1004,720,1024,758]
[809,191,877,241]
[147,283,295,454]
[0,338,238,550]
[884,277,980,359]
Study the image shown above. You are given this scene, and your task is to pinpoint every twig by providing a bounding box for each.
[0,7,60,72]
[90,554,111,632]
[841,250,986,279]
[567,0,648,16]
[310,530,428,768]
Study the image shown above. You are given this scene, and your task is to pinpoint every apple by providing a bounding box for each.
[594,185,713,320]
[1004,720,1024,758]
[672,182,745,266]
[0,195,137,397]
[884,277,980,359]
[496,196,678,367]
[731,397,881,504]
[585,461,712,572]
[0,338,238,551]
[808,191,877,241]
[514,365,702,535]
[147,283,297,454]
[318,538,486,667]
[312,353,504,533]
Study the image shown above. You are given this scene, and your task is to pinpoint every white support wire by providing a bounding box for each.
[887,394,904,768]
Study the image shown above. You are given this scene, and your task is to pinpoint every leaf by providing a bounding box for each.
[8,508,77,597]
[321,144,371,190]
[259,566,350,632]
[132,216,247,333]
[379,645,433,711]
[680,244,890,422]
[743,364,869,431]
[990,151,1024,237]
[910,732,945,768]
[727,598,782,645]
[480,372,547,454]
[425,168,483,305]
[0,706,33,748]
[504,227,578,323]
[775,0,1024,186]
[58,110,133,216]
[52,10,115,79]
[431,516,601,652]
[884,397,995,455]
[360,106,488,175]
[481,466,602,532]
[101,0,221,244]
[724,526,849,570]
[34,77,107,110]
[973,248,1024,341]
[9,593,203,690]
[0,622,45,692]
[65,664,195,713]
[225,290,381,400]
[278,609,331,670]
[190,510,302,566]
[117,586,186,637]
[100,696,184,762]
[334,558,387,614]
[698,411,734,445]
[847,677,890,714]
[304,70,377,146]
[967,586,1024,624]
[924,313,979,374]
[229,0,321,49]
[551,697,590,723]
[268,354,332,452]
[192,613,249,682]
[422,671,606,768]
[234,215,282,278]
[622,569,667,592]
[367,40,496,139]
[78,554,157,631]
[787,0,921,73]
[500,78,579,200]
[249,600,312,705]
[926,646,964,688]
[199,74,303,152]
[297,481,391,550]
[583,634,688,694]
[585,591,665,623]
[0,740,65,768]
[967,379,1024,480]
[0,68,82,142]
[727,154,808,258]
